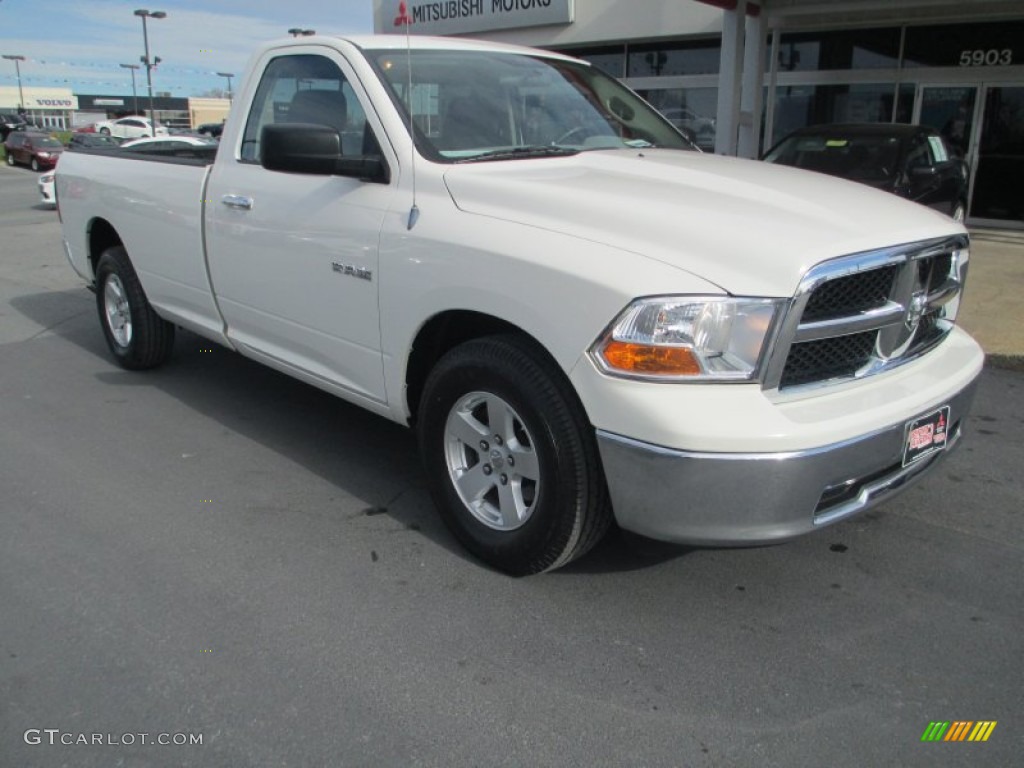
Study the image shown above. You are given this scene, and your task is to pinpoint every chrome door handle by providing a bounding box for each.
[221,194,253,210]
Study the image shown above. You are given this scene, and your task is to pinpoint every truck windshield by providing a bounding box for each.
[368,48,695,162]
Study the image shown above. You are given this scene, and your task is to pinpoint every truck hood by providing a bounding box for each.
[442,149,963,297]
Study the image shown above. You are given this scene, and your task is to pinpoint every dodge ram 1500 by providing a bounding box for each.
[56,35,983,574]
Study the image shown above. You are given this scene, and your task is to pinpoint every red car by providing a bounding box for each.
[4,131,64,171]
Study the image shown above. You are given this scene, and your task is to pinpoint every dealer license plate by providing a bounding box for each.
[903,406,951,466]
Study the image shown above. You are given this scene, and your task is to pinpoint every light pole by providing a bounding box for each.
[134,9,166,135]
[2,54,26,115]
[120,63,141,115]
[216,71,234,101]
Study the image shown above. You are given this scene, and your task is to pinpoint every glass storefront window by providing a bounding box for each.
[903,21,1024,68]
[771,83,898,142]
[895,83,916,124]
[972,86,1024,221]
[628,40,720,77]
[637,87,718,150]
[917,86,977,158]
[774,28,900,71]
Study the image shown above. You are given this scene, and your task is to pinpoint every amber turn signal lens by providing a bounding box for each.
[601,340,701,375]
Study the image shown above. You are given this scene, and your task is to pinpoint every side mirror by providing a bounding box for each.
[260,123,389,183]
[908,164,938,179]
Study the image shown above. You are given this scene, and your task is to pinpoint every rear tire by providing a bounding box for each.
[5,152,14,166]
[418,335,611,575]
[95,246,175,369]
[99,127,111,136]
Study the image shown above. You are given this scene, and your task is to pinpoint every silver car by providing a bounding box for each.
[38,170,56,206]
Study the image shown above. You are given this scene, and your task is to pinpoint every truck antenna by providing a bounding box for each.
[395,1,419,230]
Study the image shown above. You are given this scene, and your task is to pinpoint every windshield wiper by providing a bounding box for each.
[453,145,580,163]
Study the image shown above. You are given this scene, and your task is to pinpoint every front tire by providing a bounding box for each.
[418,335,611,575]
[95,246,175,369]
[99,127,111,136]
[30,157,39,172]
[5,152,14,166]
[952,201,966,222]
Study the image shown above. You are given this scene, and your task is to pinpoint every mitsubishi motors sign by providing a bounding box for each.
[378,0,573,35]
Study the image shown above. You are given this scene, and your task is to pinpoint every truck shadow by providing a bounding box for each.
[10,288,696,575]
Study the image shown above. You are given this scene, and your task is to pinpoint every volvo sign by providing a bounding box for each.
[377,0,573,35]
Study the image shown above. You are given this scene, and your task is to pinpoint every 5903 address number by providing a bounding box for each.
[959,49,1013,67]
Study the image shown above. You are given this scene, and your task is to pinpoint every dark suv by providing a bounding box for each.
[763,123,969,221]
[4,131,64,171]
[67,133,122,150]
[195,121,225,138]
[1,112,28,141]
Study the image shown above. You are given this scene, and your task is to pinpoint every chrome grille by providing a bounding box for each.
[801,265,898,322]
[765,235,969,392]
[779,330,877,388]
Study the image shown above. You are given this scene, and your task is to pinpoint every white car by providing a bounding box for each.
[38,170,55,206]
[94,116,168,139]
[120,135,217,150]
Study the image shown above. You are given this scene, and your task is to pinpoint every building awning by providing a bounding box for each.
[695,0,1024,28]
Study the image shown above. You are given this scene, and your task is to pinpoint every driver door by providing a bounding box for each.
[205,49,396,403]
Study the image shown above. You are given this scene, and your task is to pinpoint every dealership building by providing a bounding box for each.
[0,86,78,129]
[1,85,229,134]
[373,0,1024,226]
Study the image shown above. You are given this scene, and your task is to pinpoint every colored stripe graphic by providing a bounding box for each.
[921,721,996,742]
[945,721,972,741]
[969,722,997,742]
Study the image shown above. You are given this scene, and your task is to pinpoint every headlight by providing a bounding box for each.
[38,152,51,158]
[591,297,781,381]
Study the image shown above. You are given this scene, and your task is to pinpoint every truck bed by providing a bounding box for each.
[57,147,225,342]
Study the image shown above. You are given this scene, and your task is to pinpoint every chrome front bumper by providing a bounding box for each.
[595,375,979,545]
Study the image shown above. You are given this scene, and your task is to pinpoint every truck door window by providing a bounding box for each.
[240,53,379,164]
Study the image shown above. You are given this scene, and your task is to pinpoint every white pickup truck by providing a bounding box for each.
[57,35,983,574]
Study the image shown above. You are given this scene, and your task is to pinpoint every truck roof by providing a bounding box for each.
[263,34,582,63]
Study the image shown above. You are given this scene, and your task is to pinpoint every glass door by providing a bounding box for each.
[971,85,1024,224]
[914,85,979,160]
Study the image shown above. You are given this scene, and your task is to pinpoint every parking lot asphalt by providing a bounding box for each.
[1,163,1022,767]
[957,228,1024,365]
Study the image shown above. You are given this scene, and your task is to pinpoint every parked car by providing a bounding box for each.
[1,112,28,141]
[68,133,122,150]
[93,116,168,139]
[4,131,64,171]
[763,123,969,221]
[195,121,225,138]
[38,170,56,206]
[661,107,716,148]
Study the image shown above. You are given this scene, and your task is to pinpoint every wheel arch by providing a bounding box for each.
[87,217,123,281]
[405,310,572,427]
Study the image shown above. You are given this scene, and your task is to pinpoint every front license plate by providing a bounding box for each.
[903,406,951,466]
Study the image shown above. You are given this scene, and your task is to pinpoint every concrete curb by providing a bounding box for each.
[986,354,1024,373]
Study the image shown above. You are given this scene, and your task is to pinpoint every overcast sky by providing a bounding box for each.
[0,0,374,97]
